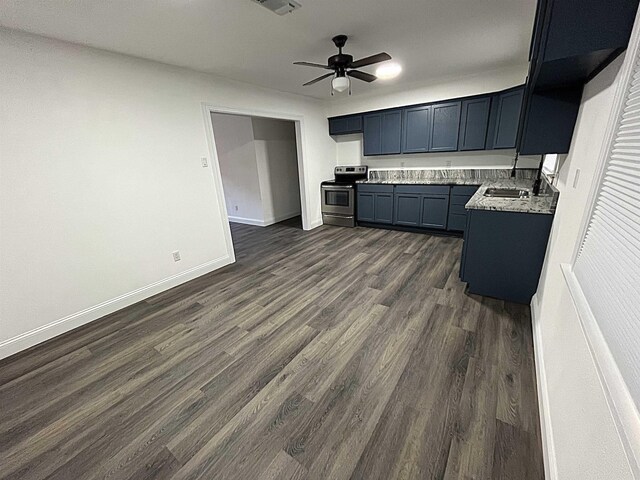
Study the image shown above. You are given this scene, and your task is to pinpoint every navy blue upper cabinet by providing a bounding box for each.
[363,114,382,156]
[458,97,491,151]
[363,110,402,156]
[430,101,461,152]
[530,0,639,89]
[328,114,363,135]
[402,106,432,153]
[381,110,402,154]
[491,88,524,149]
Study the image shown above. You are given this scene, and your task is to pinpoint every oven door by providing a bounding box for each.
[321,185,354,216]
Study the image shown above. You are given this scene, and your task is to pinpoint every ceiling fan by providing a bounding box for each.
[294,35,391,95]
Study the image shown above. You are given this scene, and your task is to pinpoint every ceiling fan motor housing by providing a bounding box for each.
[328,54,353,73]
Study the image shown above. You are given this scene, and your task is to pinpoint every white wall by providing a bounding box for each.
[532,54,635,479]
[0,28,334,358]
[327,65,541,170]
[251,117,301,224]
[211,113,264,222]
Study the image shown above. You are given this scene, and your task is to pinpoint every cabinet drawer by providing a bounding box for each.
[451,185,480,196]
[394,185,450,195]
[357,184,394,194]
[449,203,468,216]
[448,213,467,232]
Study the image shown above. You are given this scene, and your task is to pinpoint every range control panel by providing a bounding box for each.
[335,166,367,175]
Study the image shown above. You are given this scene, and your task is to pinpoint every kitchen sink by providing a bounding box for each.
[483,188,530,198]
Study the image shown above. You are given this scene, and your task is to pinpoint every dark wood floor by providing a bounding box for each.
[0,218,544,480]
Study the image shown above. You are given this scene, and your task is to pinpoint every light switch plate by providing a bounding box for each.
[201,157,208,167]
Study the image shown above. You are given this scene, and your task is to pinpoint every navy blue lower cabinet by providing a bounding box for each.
[356,192,375,222]
[393,193,421,226]
[460,209,554,304]
[374,193,394,224]
[447,213,467,232]
[420,195,449,229]
[357,185,394,224]
[447,186,480,232]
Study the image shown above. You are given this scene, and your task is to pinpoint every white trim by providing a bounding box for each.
[228,211,301,227]
[227,216,266,226]
[307,217,323,229]
[562,263,640,477]
[0,255,234,360]
[200,104,237,261]
[202,103,315,231]
[530,293,559,480]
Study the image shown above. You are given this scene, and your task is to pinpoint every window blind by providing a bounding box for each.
[573,46,640,411]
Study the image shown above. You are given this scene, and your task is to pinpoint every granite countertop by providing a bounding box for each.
[465,179,557,215]
[356,177,485,186]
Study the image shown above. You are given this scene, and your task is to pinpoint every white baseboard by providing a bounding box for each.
[530,293,558,480]
[264,211,301,226]
[228,211,301,227]
[0,254,234,360]
[227,215,266,226]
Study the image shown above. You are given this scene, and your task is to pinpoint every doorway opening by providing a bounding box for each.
[209,112,304,251]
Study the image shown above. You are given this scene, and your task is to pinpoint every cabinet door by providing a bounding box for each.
[363,113,382,156]
[329,117,348,135]
[430,101,461,152]
[381,110,402,154]
[346,115,363,132]
[374,193,394,224]
[492,88,524,149]
[357,192,375,222]
[329,115,363,135]
[402,106,432,153]
[393,194,421,226]
[459,97,491,151]
[420,195,449,229]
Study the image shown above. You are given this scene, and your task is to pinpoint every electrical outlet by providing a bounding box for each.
[445,160,452,168]
[234,205,239,211]
[201,157,208,167]
[172,251,181,262]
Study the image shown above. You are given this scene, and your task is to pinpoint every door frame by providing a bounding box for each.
[201,104,311,240]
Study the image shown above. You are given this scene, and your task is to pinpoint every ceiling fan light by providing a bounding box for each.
[375,62,402,80]
[332,75,350,93]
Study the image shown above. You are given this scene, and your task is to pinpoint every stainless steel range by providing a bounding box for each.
[321,166,368,227]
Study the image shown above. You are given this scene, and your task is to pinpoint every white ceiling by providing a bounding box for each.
[0,0,537,99]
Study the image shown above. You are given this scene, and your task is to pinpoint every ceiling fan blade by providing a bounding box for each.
[303,72,334,86]
[349,52,392,69]
[294,61,331,69]
[348,70,377,83]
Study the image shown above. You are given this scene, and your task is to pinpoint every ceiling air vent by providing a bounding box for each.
[252,0,301,15]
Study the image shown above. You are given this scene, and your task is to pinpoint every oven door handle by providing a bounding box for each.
[322,185,354,190]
